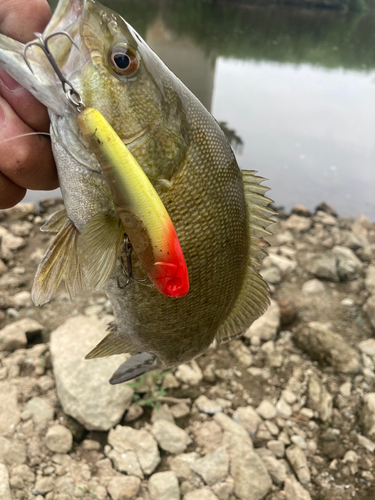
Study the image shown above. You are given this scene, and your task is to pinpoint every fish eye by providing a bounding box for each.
[109,45,139,76]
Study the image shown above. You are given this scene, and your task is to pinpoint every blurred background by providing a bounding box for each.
[36,0,375,218]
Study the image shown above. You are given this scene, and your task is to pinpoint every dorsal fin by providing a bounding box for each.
[216,170,275,344]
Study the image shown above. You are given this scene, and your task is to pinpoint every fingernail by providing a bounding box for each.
[0,102,5,128]
[0,69,22,92]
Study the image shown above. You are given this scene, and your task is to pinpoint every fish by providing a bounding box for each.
[0,0,274,383]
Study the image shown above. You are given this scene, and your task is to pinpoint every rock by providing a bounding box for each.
[352,214,373,237]
[233,406,261,436]
[364,296,375,330]
[11,291,32,308]
[0,261,6,277]
[267,440,285,458]
[3,202,36,220]
[148,471,179,500]
[108,425,160,475]
[0,437,26,465]
[261,455,288,485]
[231,448,272,500]
[195,396,222,415]
[284,476,311,500]
[106,448,143,478]
[314,211,337,226]
[332,246,363,281]
[0,382,20,436]
[244,300,280,341]
[152,419,191,454]
[278,299,297,326]
[191,420,224,454]
[9,221,33,237]
[50,316,133,430]
[170,452,200,481]
[268,254,297,273]
[260,266,282,285]
[357,434,375,452]
[183,489,219,500]
[229,340,253,367]
[276,398,293,418]
[163,373,180,389]
[339,381,352,397]
[214,413,252,445]
[285,215,312,232]
[365,265,375,295]
[26,397,54,425]
[151,404,175,423]
[171,403,190,419]
[307,375,332,422]
[0,318,43,351]
[285,445,310,484]
[125,404,143,422]
[361,393,375,440]
[256,400,277,420]
[358,339,375,358]
[294,322,361,373]
[175,361,203,386]
[0,231,25,252]
[45,425,73,453]
[107,476,141,500]
[190,447,229,486]
[302,279,325,295]
[315,202,337,217]
[292,205,312,217]
[35,476,55,494]
[211,479,234,500]
[0,464,11,500]
[305,253,338,281]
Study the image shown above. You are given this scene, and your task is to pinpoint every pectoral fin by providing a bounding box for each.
[78,211,123,291]
[109,353,160,384]
[40,209,68,233]
[32,216,88,305]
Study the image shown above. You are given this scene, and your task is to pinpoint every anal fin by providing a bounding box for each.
[85,329,136,359]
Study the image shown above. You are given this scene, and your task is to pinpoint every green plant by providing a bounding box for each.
[127,371,171,409]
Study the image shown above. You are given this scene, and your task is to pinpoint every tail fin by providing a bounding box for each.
[109,353,160,384]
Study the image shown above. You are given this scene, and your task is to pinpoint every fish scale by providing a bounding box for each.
[0,0,273,383]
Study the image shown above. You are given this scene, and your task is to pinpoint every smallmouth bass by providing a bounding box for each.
[0,0,273,383]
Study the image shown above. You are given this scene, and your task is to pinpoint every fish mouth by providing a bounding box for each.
[123,127,148,151]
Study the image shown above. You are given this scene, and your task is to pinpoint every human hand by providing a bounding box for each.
[0,0,58,209]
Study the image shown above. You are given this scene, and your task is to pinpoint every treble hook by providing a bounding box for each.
[23,31,85,110]
[117,235,150,289]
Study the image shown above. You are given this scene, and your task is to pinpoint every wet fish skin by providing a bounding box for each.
[0,0,273,381]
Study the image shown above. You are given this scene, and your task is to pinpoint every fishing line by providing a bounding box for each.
[0,132,51,145]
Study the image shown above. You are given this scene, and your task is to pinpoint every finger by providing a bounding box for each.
[0,96,58,190]
[0,0,51,43]
[0,69,50,132]
[0,170,26,209]
[0,0,51,132]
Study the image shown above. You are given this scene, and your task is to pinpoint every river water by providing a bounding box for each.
[27,0,375,219]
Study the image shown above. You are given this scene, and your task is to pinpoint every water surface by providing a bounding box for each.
[27,0,375,219]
